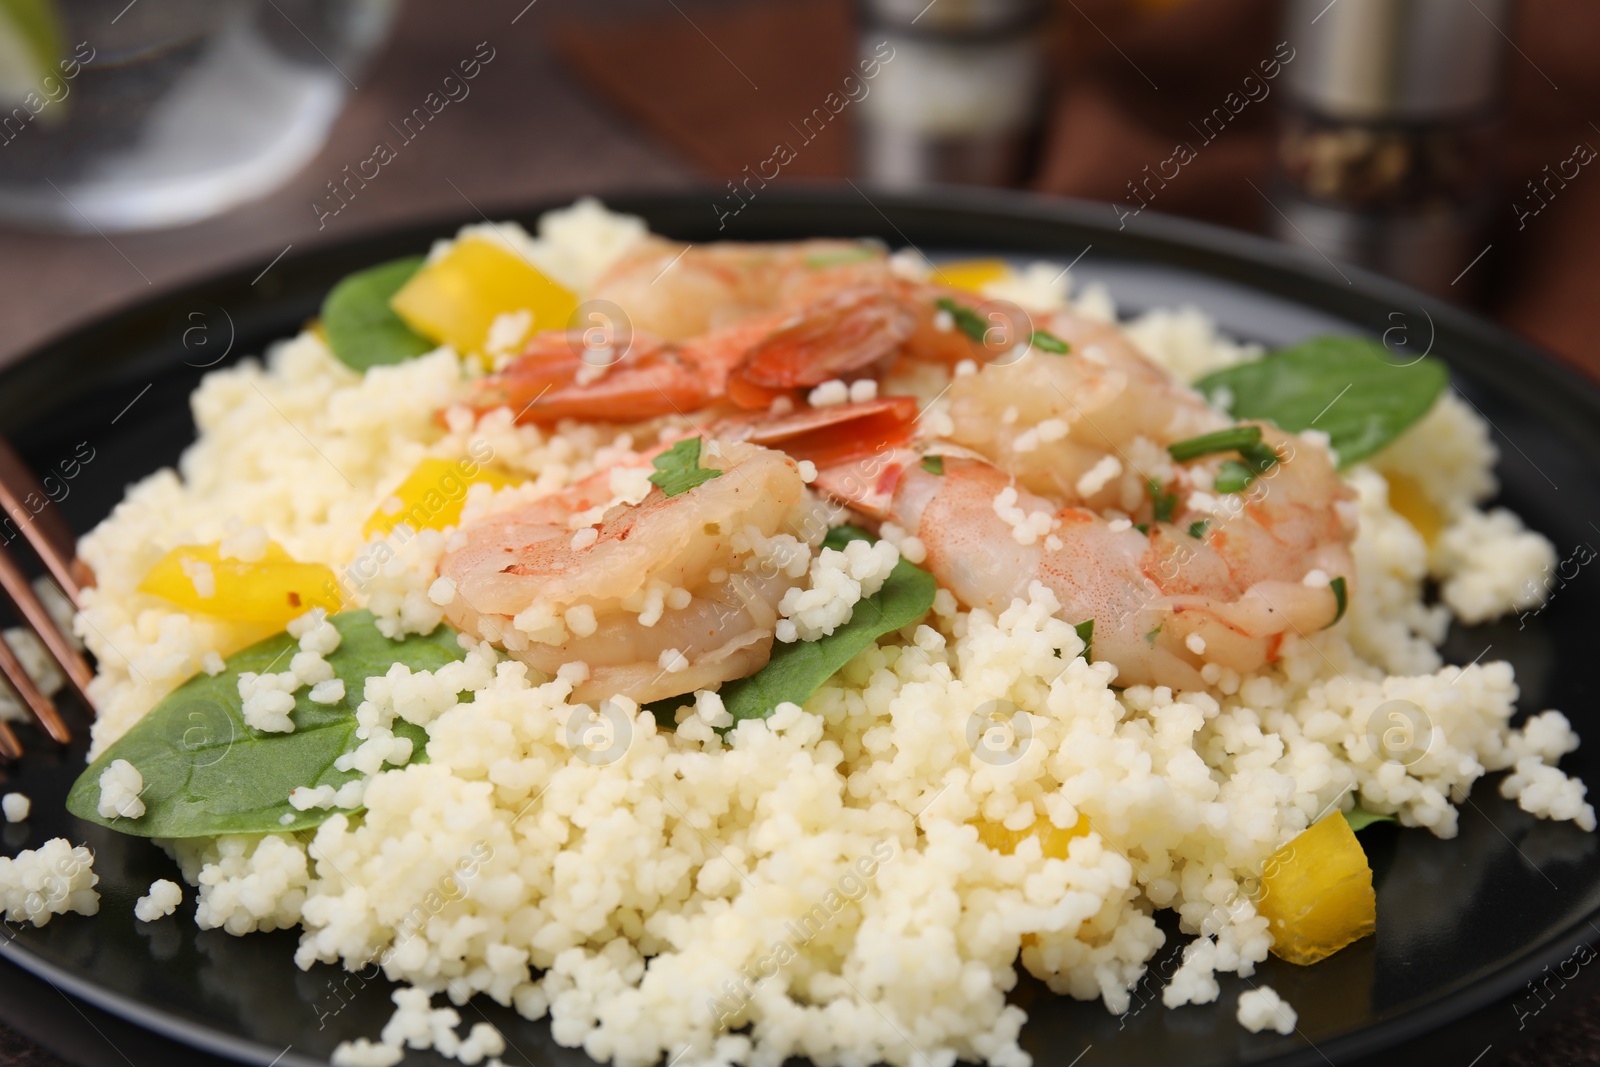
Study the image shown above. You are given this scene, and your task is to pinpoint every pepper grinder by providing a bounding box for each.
[854,0,1048,189]
[1272,0,1512,297]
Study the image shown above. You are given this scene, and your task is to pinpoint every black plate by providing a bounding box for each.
[2,187,1599,1067]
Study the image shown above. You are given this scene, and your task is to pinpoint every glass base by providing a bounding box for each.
[0,0,386,232]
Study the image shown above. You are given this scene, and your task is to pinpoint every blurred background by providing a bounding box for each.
[1,0,1598,379]
[0,0,1599,1062]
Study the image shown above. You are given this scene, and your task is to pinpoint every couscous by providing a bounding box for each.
[4,199,1587,1066]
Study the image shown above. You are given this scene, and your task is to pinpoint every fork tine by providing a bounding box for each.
[0,548,82,743]
[0,538,93,695]
[0,437,87,606]
[0,632,56,756]
[0,434,94,748]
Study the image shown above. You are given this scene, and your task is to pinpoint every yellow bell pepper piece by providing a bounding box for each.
[139,542,341,623]
[1257,813,1377,965]
[934,258,1011,296]
[389,236,577,354]
[974,814,1091,858]
[364,457,521,539]
[1384,471,1445,545]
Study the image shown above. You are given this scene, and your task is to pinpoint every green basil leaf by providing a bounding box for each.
[1194,335,1448,468]
[1074,619,1094,661]
[645,697,687,731]
[719,526,936,727]
[321,256,435,371]
[66,611,467,838]
[1344,804,1396,832]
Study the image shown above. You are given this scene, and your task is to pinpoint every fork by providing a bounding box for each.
[0,436,95,759]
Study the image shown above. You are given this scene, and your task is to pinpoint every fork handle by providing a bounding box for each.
[0,436,88,605]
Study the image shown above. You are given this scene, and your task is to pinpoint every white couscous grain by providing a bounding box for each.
[0,839,98,925]
[1236,985,1297,1035]
[95,759,144,820]
[134,878,183,922]
[1,792,29,823]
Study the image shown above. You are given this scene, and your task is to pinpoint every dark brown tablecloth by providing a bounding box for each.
[0,1020,68,1067]
[1,0,1599,1063]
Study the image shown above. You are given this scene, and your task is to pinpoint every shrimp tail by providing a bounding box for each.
[704,397,922,515]
[733,396,920,469]
[727,290,917,408]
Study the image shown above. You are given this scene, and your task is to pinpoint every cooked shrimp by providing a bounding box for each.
[711,395,920,470]
[589,237,896,341]
[437,440,810,704]
[1162,424,1356,603]
[809,397,1355,691]
[943,308,1225,506]
[884,454,1210,687]
[935,312,1358,650]
[461,258,1007,424]
[722,288,920,408]
[463,288,926,425]
[459,312,789,424]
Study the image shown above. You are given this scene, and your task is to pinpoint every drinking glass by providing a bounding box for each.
[0,0,397,231]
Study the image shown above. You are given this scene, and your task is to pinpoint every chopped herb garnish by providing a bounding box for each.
[648,437,721,498]
[1075,619,1094,660]
[1167,425,1263,463]
[921,455,945,475]
[1144,624,1163,645]
[935,297,988,343]
[1188,519,1209,539]
[1326,576,1348,626]
[1238,440,1281,475]
[1030,329,1070,354]
[1147,479,1177,523]
[1169,426,1278,492]
[1213,460,1257,494]
[1133,523,1150,535]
